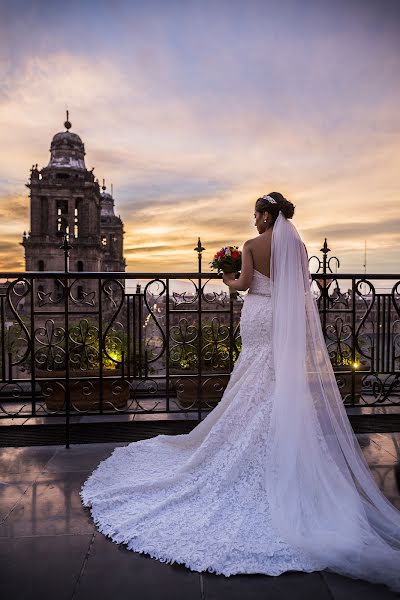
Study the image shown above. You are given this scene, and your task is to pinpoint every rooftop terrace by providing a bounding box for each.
[1,431,400,600]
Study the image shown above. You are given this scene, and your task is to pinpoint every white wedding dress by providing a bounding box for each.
[80,213,400,592]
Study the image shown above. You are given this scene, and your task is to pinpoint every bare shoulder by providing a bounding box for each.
[241,239,256,259]
[245,233,271,247]
[243,236,258,247]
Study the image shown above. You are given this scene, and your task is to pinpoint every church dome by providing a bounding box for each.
[52,131,83,145]
[47,115,86,169]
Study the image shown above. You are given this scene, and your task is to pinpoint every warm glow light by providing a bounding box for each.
[134,227,172,237]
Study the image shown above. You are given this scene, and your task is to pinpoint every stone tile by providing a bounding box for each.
[391,497,400,510]
[0,417,28,426]
[130,412,194,421]
[355,434,400,507]
[43,441,128,472]
[371,433,400,461]
[357,434,399,466]
[22,415,83,425]
[376,406,400,414]
[78,413,135,423]
[0,534,92,600]
[0,472,39,521]
[356,433,374,449]
[368,463,400,508]
[0,445,60,475]
[0,471,95,537]
[321,570,399,599]
[74,531,201,600]
[202,571,331,600]
[133,412,189,421]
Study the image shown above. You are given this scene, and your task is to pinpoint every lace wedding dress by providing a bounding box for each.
[80,270,321,575]
[80,213,400,592]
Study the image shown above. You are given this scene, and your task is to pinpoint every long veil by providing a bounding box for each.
[267,211,400,591]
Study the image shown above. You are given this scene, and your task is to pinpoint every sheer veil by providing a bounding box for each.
[267,211,400,591]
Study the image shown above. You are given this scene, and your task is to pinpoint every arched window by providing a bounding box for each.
[38,260,44,271]
[77,260,84,272]
[77,285,84,300]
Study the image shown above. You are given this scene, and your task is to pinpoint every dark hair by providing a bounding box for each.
[255,192,295,224]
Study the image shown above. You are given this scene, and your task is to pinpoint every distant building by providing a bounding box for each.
[21,112,126,273]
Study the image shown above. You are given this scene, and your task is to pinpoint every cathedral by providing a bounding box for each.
[21,113,126,273]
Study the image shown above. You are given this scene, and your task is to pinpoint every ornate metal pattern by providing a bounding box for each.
[0,238,399,448]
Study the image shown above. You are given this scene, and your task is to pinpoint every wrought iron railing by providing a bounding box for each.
[0,236,399,447]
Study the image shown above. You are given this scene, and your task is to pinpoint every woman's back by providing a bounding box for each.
[248,230,273,277]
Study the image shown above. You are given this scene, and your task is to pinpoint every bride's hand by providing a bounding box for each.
[222,272,236,286]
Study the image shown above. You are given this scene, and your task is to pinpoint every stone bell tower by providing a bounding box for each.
[100,181,126,272]
[22,112,104,273]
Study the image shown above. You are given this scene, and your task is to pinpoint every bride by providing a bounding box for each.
[80,192,400,592]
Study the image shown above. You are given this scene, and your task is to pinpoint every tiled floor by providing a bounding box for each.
[1,434,400,599]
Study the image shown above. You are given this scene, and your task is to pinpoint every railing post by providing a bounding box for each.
[0,296,5,382]
[194,238,205,421]
[195,236,204,274]
[30,277,36,416]
[229,290,235,371]
[351,277,356,406]
[320,239,329,340]
[138,286,143,377]
[98,278,103,415]
[165,278,170,413]
[60,234,72,449]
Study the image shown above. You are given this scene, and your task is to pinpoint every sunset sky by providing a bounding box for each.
[0,0,399,275]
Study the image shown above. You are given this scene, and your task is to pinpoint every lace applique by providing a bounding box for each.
[80,280,326,576]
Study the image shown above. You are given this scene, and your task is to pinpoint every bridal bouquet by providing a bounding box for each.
[209,246,242,275]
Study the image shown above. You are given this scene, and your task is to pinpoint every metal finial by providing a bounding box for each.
[111,183,113,196]
[102,178,106,191]
[64,109,72,131]
[194,236,205,254]
[320,238,330,255]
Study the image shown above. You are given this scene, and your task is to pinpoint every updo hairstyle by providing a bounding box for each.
[255,192,295,225]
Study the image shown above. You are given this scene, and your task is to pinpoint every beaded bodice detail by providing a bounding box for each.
[248,269,271,296]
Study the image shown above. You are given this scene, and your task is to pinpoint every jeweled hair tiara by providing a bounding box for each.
[261,195,277,204]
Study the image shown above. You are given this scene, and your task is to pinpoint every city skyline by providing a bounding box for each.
[1,0,399,274]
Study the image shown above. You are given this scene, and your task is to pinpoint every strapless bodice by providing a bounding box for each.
[247,269,271,296]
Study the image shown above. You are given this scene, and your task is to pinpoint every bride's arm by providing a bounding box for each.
[222,241,254,291]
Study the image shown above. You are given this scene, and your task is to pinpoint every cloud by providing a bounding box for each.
[0,194,29,224]
[304,217,400,240]
[0,2,399,274]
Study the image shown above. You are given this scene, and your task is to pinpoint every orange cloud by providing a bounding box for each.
[1,49,399,276]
